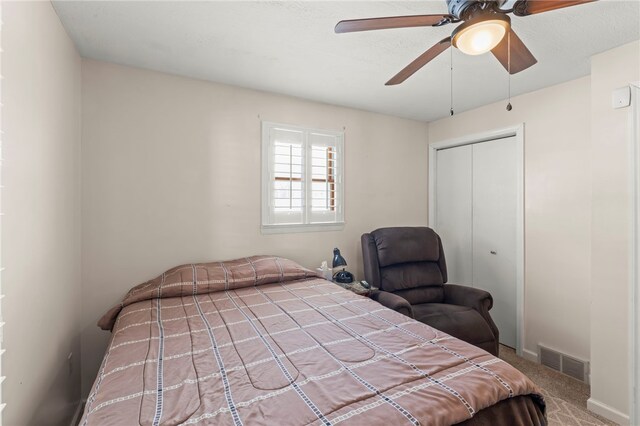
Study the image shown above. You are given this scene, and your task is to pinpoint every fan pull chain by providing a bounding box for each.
[450,46,454,116]
[506,31,513,111]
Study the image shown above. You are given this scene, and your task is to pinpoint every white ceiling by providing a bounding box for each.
[52,0,640,122]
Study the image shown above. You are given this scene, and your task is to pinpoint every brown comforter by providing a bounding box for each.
[80,256,545,426]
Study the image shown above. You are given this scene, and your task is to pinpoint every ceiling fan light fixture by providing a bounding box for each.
[452,14,510,56]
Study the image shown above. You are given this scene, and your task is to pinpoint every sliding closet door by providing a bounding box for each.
[434,137,518,348]
[472,137,518,348]
[435,145,473,285]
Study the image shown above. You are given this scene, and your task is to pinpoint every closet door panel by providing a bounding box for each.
[435,145,473,285]
[472,137,518,348]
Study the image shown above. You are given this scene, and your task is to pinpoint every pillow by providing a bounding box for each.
[98,255,318,330]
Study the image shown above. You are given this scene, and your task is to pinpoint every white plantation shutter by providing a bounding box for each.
[269,128,304,225]
[262,122,344,232]
[308,132,343,224]
[0,2,5,420]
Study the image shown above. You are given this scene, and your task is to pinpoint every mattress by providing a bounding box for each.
[80,256,545,425]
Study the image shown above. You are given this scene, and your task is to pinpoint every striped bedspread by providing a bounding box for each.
[80,256,543,426]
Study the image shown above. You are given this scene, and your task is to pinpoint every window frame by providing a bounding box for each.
[261,121,345,234]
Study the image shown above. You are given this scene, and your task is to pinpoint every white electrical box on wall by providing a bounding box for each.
[612,86,631,109]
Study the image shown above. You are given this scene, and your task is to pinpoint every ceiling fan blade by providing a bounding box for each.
[386,37,452,86]
[513,0,596,16]
[335,15,451,33]
[491,29,537,74]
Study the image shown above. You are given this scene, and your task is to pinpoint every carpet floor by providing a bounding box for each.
[499,345,616,426]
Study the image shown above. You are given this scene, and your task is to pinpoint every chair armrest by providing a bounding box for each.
[443,284,499,341]
[371,291,413,318]
[444,284,493,312]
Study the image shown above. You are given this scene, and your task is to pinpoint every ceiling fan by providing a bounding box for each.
[335,0,596,85]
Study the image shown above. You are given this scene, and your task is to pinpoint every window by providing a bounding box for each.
[262,122,344,233]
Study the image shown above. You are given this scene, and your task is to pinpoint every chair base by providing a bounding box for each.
[413,303,499,356]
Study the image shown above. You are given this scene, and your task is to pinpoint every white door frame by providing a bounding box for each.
[429,124,525,357]
[629,82,640,426]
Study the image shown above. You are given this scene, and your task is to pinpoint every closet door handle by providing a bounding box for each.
[490,251,497,255]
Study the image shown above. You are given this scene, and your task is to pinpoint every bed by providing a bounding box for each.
[80,256,545,426]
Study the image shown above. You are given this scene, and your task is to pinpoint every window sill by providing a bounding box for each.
[261,222,345,235]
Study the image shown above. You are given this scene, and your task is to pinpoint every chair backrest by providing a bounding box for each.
[361,227,448,305]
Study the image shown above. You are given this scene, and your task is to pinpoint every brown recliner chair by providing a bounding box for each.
[361,226,499,356]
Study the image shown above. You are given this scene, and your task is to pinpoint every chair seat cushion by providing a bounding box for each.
[412,303,496,347]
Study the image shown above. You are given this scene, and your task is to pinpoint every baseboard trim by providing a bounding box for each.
[587,398,629,425]
[70,399,85,426]
[522,348,538,363]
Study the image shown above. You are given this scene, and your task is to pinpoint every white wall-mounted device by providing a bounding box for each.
[612,86,631,109]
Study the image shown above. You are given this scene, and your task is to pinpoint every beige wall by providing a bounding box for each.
[429,77,592,363]
[80,60,429,395]
[588,40,640,423]
[2,1,82,424]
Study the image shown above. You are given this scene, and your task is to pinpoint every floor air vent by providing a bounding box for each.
[539,346,561,371]
[538,345,589,383]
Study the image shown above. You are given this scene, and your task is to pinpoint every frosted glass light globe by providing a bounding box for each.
[452,15,510,56]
